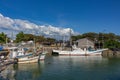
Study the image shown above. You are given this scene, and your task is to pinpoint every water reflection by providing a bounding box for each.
[53,56,108,68]
[36,56,109,80]
[2,56,120,80]
[1,62,44,80]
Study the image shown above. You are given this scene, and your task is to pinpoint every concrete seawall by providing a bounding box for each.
[102,49,120,58]
[43,47,57,55]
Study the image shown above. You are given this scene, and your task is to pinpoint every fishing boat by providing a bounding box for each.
[7,47,46,63]
[15,53,39,64]
[15,50,46,64]
[53,29,108,56]
[52,45,108,56]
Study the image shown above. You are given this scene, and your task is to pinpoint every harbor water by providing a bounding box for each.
[1,56,120,80]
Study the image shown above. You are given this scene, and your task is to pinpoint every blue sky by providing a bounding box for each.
[0,0,120,35]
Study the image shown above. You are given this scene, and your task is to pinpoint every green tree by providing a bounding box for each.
[71,35,83,41]
[35,36,45,43]
[82,32,98,41]
[71,32,120,49]
[24,34,34,41]
[16,31,25,42]
[45,38,55,43]
[15,32,47,43]
[104,40,120,48]
[0,32,7,43]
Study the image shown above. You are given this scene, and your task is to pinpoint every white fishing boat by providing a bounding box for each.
[53,45,108,56]
[7,47,46,63]
[15,51,46,64]
[53,29,108,56]
[15,53,39,64]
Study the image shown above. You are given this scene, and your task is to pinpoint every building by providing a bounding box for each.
[76,38,94,49]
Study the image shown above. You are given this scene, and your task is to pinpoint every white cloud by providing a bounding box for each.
[0,13,78,40]
[0,14,14,29]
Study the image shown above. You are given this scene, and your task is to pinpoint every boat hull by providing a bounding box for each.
[58,53,101,56]
[39,54,45,61]
[53,49,103,56]
[17,56,39,64]
[16,53,46,64]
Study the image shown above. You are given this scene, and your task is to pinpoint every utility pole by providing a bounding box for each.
[70,29,72,46]
[102,34,104,48]
[5,34,8,48]
[102,29,106,48]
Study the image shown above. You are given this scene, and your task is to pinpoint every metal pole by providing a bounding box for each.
[32,32,36,53]
[102,29,106,48]
[69,29,72,51]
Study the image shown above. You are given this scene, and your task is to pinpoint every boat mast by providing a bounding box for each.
[11,32,13,43]
[69,29,72,51]
[5,34,8,47]
[32,31,36,53]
